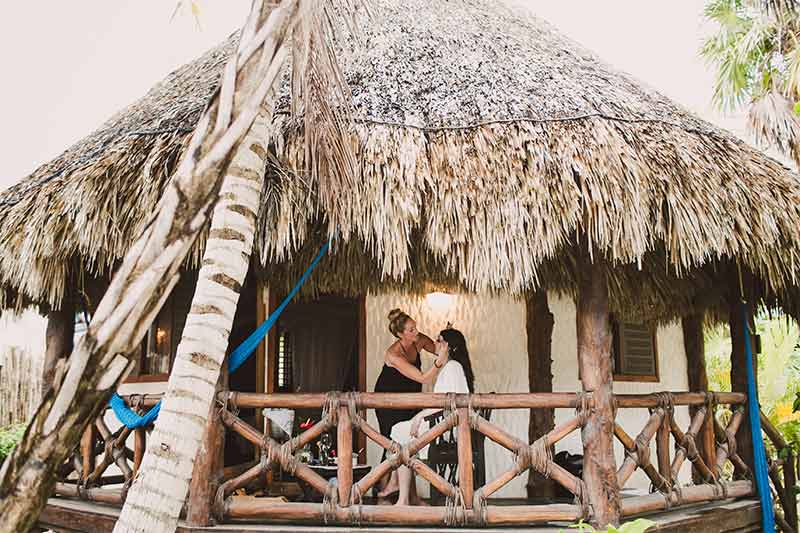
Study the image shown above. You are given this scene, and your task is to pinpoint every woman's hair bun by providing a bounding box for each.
[387,308,404,321]
[387,308,411,337]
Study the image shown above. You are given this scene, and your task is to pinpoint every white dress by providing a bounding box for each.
[390,360,470,459]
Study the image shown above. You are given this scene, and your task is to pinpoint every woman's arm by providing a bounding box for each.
[416,333,436,355]
[385,350,445,384]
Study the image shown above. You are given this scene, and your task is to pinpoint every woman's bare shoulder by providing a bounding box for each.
[385,341,402,365]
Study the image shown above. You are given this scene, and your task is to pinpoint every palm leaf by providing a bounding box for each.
[747,90,800,165]
[291,0,365,233]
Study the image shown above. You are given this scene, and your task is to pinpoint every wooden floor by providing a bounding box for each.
[38,496,761,533]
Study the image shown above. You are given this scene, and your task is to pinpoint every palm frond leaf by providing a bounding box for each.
[747,90,800,165]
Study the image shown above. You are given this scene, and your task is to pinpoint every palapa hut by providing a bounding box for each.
[3,0,800,530]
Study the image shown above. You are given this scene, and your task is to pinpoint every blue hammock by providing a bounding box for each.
[109,240,331,429]
[741,302,775,532]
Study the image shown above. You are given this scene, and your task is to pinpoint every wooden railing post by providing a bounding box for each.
[655,412,672,487]
[576,258,620,527]
[81,424,95,482]
[727,271,756,475]
[337,405,353,506]
[682,313,717,482]
[457,407,474,509]
[784,448,798,531]
[43,292,75,397]
[186,359,228,526]
[133,428,146,479]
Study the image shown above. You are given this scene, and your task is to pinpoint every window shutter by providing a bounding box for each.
[618,322,657,377]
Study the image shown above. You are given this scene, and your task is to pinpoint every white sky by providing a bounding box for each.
[0,0,744,193]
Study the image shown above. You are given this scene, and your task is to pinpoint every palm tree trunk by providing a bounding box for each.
[113,106,271,532]
[0,3,294,531]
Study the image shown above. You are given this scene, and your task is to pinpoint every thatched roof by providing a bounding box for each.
[4,0,800,321]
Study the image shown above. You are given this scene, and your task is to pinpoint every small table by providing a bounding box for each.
[298,464,372,502]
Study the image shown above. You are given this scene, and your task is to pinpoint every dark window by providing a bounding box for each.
[612,320,659,382]
[277,330,293,392]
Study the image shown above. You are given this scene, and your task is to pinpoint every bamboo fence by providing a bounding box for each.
[0,346,43,426]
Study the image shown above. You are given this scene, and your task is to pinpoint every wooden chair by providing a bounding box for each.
[424,405,492,504]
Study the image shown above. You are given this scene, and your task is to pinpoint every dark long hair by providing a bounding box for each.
[440,328,475,393]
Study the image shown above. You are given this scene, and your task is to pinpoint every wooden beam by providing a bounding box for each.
[682,313,716,483]
[337,406,353,506]
[457,408,474,509]
[655,410,672,488]
[357,295,368,464]
[185,358,228,526]
[228,391,746,410]
[42,293,75,397]
[224,500,582,526]
[80,425,95,482]
[525,290,556,499]
[727,270,756,475]
[255,280,267,435]
[576,258,620,527]
[266,288,278,395]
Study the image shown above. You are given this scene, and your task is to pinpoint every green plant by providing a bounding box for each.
[701,0,800,165]
[0,424,26,463]
[560,518,656,533]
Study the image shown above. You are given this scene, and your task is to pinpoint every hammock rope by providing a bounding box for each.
[740,301,775,533]
[109,240,330,429]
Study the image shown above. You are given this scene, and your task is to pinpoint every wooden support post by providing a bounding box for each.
[186,359,228,526]
[727,272,756,475]
[576,258,620,527]
[655,411,672,487]
[337,405,353,507]
[682,313,716,482]
[80,425,95,482]
[255,281,267,439]
[784,449,798,531]
[526,290,557,499]
[42,293,75,397]
[357,295,368,464]
[457,407,474,509]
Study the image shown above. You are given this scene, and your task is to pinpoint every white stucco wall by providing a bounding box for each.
[366,292,530,498]
[549,294,693,495]
[366,291,692,498]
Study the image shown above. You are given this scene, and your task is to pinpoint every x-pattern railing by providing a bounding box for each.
[54,394,152,505]
[213,390,755,527]
[49,390,769,528]
[613,392,751,516]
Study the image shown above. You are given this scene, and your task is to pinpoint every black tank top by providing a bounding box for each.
[373,343,422,438]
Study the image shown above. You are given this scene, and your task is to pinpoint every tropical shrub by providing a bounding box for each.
[0,423,26,464]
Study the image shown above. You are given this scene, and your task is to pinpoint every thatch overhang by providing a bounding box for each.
[3,0,800,322]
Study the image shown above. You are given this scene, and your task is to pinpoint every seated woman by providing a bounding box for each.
[390,326,476,506]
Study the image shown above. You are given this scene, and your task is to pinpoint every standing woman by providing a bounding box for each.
[373,309,448,498]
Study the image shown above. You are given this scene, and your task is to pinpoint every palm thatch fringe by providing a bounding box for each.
[3,0,800,322]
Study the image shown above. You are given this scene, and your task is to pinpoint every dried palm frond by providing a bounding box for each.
[747,90,800,164]
[291,0,363,239]
[3,0,800,323]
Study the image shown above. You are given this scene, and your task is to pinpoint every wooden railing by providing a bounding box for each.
[762,412,799,533]
[212,390,752,527]
[51,390,794,529]
[53,394,158,505]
